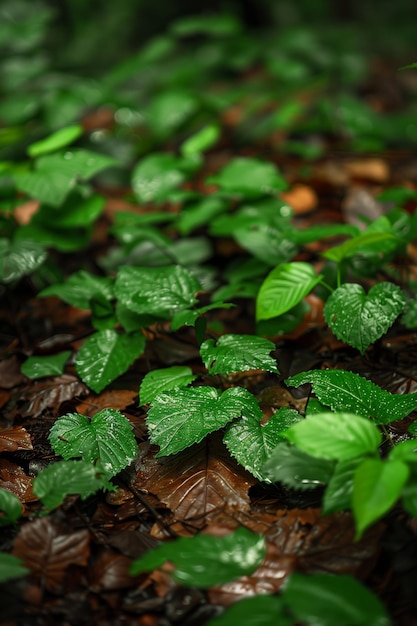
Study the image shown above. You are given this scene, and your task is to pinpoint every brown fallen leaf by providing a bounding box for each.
[88,548,134,591]
[342,158,390,183]
[281,183,318,215]
[17,375,88,418]
[0,356,27,389]
[13,517,90,591]
[76,388,138,416]
[0,425,33,452]
[0,459,37,502]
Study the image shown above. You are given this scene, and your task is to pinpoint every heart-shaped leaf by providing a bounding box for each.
[49,408,139,477]
[200,334,279,375]
[324,282,406,354]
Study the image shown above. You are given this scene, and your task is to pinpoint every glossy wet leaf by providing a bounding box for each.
[75,329,145,393]
[33,459,115,509]
[256,262,322,321]
[200,334,279,375]
[263,442,335,490]
[27,124,83,157]
[284,412,381,460]
[0,238,46,283]
[147,386,258,456]
[131,152,187,204]
[322,457,364,515]
[224,406,302,481]
[49,409,138,478]
[139,366,196,405]
[0,488,23,526]
[170,301,234,331]
[39,269,114,309]
[324,282,406,354]
[208,157,287,198]
[130,527,266,587]
[0,553,29,582]
[352,458,409,539]
[21,351,71,380]
[287,369,417,425]
[322,231,397,263]
[205,595,288,626]
[114,265,201,318]
[283,572,390,626]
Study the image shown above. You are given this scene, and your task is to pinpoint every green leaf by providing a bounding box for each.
[322,231,397,263]
[224,406,302,481]
[39,270,114,309]
[206,595,289,626]
[181,124,220,156]
[263,442,335,490]
[14,149,118,207]
[200,334,279,375]
[176,196,226,236]
[170,302,235,331]
[352,458,409,539]
[0,238,46,283]
[0,553,29,583]
[21,351,71,380]
[256,262,322,321]
[234,225,298,266]
[139,366,197,405]
[132,153,187,204]
[147,386,257,457]
[208,157,287,198]
[146,90,198,139]
[49,408,138,477]
[0,488,23,526]
[37,193,105,227]
[287,369,417,425]
[171,13,241,37]
[399,61,417,70]
[130,527,265,587]
[75,329,145,393]
[33,459,115,509]
[27,124,83,157]
[324,282,406,354]
[322,456,364,515]
[283,572,390,626]
[114,265,201,318]
[388,439,417,463]
[401,297,417,329]
[284,412,381,461]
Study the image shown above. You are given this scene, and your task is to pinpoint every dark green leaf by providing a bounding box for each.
[139,366,197,405]
[263,442,335,490]
[170,302,235,331]
[324,282,406,354]
[200,334,278,375]
[322,456,365,515]
[75,329,145,393]
[287,369,417,425]
[33,459,115,509]
[49,408,138,477]
[0,553,29,583]
[0,488,23,526]
[130,527,265,587]
[322,232,397,263]
[0,238,46,283]
[21,351,71,380]
[206,595,289,626]
[176,196,226,235]
[39,270,114,309]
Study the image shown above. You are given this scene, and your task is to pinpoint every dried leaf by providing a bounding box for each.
[18,375,88,418]
[13,517,90,591]
[89,549,133,591]
[0,459,37,503]
[0,356,27,389]
[0,426,33,452]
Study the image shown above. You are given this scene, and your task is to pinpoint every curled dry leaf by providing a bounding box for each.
[13,517,90,591]
[0,426,33,453]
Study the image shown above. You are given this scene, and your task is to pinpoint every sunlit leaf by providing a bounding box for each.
[49,408,138,477]
[287,369,417,425]
[139,366,197,405]
[27,124,83,157]
[75,329,145,393]
[200,334,279,374]
[0,238,46,283]
[256,262,322,321]
[284,412,381,460]
[21,351,71,380]
[181,124,220,156]
[324,282,406,354]
[130,527,266,587]
[33,459,115,509]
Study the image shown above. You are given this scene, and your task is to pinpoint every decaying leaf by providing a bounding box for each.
[0,426,33,453]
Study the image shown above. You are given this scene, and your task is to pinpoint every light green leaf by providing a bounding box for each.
[39,270,114,309]
[114,265,201,318]
[0,238,46,284]
[147,386,257,456]
[283,572,390,626]
[322,456,364,515]
[284,412,381,461]
[256,262,322,321]
[208,157,287,198]
[0,553,29,582]
[27,124,83,157]
[75,329,145,393]
[132,153,187,204]
[139,366,197,405]
[0,488,23,526]
[263,442,335,490]
[200,334,279,375]
[206,595,289,626]
[146,90,198,138]
[21,351,71,380]
[388,439,417,463]
[33,459,115,509]
[224,406,302,481]
[324,282,406,354]
[181,124,220,156]
[352,458,409,539]
[49,408,138,477]
[287,369,417,425]
[322,231,397,263]
[130,527,265,587]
